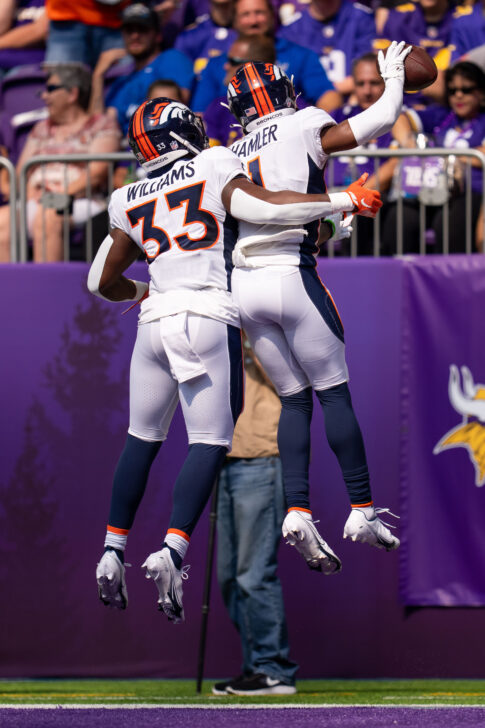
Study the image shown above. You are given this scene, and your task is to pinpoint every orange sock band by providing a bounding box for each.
[167,528,190,543]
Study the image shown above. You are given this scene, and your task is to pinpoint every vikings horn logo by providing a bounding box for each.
[433,365,485,486]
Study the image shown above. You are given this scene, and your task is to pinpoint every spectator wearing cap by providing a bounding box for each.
[45,0,127,68]
[89,3,194,136]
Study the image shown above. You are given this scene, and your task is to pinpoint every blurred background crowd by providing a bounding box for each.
[1,0,485,261]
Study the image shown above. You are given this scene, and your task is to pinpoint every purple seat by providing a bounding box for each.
[0,64,47,117]
[0,107,47,165]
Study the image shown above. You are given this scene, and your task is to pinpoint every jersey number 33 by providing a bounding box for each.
[126,181,219,260]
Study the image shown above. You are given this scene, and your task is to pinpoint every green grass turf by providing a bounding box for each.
[1,679,485,705]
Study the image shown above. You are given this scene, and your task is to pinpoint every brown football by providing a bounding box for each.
[403,45,438,92]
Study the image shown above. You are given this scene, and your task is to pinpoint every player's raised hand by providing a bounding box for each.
[345,173,383,218]
[378,40,412,84]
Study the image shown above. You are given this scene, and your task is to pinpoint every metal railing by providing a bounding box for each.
[3,148,485,261]
[328,148,485,256]
[0,157,17,261]
[18,152,134,262]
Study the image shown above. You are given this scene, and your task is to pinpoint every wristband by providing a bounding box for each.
[328,192,354,213]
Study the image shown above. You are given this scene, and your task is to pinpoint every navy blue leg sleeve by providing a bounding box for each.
[315,382,372,505]
[277,388,313,511]
[108,434,162,530]
[169,443,227,536]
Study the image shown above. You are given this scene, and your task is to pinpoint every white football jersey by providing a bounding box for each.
[230,106,335,267]
[108,146,246,325]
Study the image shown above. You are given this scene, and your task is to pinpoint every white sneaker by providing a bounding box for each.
[142,547,189,623]
[343,506,400,551]
[282,510,342,574]
[96,550,128,610]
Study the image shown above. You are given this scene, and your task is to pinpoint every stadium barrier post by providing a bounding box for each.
[196,477,219,694]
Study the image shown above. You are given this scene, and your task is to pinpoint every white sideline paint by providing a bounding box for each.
[0,703,485,709]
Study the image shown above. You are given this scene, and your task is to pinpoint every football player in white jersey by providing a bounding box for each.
[88,98,382,620]
[226,46,410,573]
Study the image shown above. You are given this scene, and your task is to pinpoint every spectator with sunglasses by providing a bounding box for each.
[382,61,485,254]
[0,62,121,262]
[204,33,275,147]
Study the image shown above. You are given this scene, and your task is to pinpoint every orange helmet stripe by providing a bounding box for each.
[138,102,159,160]
[133,101,159,161]
[251,63,275,114]
[242,64,265,117]
[243,63,272,117]
[133,103,151,159]
[248,62,273,115]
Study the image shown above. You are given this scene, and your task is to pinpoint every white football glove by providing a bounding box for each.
[322,212,353,242]
[377,41,412,84]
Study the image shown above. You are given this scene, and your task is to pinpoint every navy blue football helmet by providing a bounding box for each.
[128,98,209,172]
[227,62,297,133]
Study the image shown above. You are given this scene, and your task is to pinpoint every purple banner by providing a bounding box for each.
[400,255,485,606]
[3,260,485,679]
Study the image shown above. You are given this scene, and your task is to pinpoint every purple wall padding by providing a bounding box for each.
[1,257,485,680]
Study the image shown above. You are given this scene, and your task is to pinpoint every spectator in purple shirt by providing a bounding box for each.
[383,61,485,254]
[0,0,47,73]
[175,0,235,76]
[150,0,210,48]
[376,0,454,106]
[324,52,413,255]
[278,0,376,96]
[450,1,485,65]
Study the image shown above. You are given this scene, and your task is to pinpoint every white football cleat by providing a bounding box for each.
[96,550,128,610]
[282,510,342,574]
[343,506,400,551]
[142,547,189,623]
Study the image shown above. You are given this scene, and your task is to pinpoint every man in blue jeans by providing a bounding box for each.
[212,338,298,696]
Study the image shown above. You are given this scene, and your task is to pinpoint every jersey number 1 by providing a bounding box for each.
[247,157,265,188]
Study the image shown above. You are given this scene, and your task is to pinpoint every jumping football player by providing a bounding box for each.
[88,99,382,620]
[226,42,411,573]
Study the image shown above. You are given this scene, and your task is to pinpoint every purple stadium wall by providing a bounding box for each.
[1,256,485,679]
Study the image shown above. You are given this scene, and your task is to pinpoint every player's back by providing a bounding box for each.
[109,146,243,296]
[230,106,335,267]
[108,145,244,326]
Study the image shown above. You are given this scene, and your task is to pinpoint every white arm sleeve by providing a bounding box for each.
[348,78,403,146]
[87,234,149,302]
[229,187,354,225]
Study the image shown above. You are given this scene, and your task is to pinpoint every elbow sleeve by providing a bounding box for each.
[87,235,113,299]
[348,78,403,146]
[229,188,353,225]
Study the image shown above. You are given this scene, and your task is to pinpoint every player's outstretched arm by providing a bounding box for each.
[87,230,148,303]
[321,41,412,155]
[222,176,382,225]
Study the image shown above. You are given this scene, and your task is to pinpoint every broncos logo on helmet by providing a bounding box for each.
[128,97,209,173]
[227,62,297,133]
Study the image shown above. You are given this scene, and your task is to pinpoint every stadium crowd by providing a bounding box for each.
[1,0,485,260]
